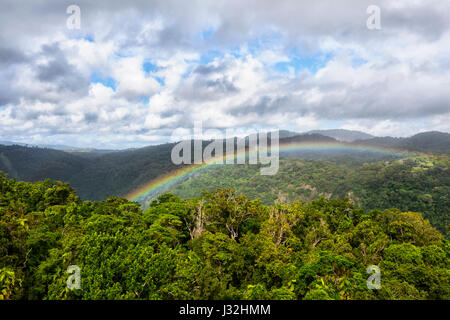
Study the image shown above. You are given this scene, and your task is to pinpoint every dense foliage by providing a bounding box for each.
[0,143,182,201]
[167,155,450,237]
[1,173,448,300]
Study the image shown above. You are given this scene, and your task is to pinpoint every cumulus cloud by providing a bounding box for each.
[0,0,449,148]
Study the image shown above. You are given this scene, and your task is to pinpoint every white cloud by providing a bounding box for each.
[112,57,161,99]
[0,0,449,148]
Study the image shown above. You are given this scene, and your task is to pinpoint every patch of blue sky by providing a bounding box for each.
[66,32,95,42]
[83,34,94,42]
[181,64,195,79]
[113,52,134,59]
[189,29,284,68]
[245,38,262,56]
[351,57,368,68]
[180,50,224,78]
[90,72,116,90]
[202,28,214,39]
[194,27,214,42]
[142,61,165,85]
[154,76,165,86]
[140,96,150,104]
[228,46,245,59]
[199,49,223,64]
[273,49,334,75]
[245,28,285,52]
[181,50,222,67]
[143,61,158,73]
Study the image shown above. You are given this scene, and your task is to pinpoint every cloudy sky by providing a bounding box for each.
[0,0,449,148]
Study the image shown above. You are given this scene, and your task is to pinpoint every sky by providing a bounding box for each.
[0,0,449,149]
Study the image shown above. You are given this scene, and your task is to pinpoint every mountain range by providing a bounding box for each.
[0,130,449,201]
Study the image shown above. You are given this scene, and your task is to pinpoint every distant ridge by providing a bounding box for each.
[355,131,450,154]
[278,130,302,139]
[0,140,114,153]
[305,129,374,142]
[1,130,448,201]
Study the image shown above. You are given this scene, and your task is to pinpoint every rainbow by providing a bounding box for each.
[126,141,408,202]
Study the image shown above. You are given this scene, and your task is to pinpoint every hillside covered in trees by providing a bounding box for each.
[1,173,448,300]
[1,131,449,202]
[166,155,450,237]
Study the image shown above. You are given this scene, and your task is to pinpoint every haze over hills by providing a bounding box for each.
[357,131,450,154]
[276,129,374,141]
[2,129,448,152]
[305,129,375,142]
[0,130,449,202]
[0,140,114,153]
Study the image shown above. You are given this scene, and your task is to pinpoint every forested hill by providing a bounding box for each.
[0,145,91,182]
[0,131,449,202]
[166,155,450,237]
[306,129,374,142]
[0,143,180,200]
[0,174,448,300]
[354,131,450,154]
